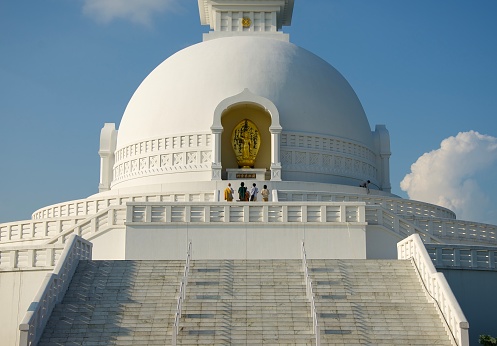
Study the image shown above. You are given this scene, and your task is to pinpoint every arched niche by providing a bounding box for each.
[211,89,282,181]
[221,104,272,173]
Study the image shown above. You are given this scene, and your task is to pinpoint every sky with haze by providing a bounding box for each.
[1,0,496,224]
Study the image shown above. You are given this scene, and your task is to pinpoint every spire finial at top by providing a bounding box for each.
[198,0,294,42]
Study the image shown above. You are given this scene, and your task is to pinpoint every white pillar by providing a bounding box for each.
[98,123,117,192]
[270,127,282,181]
[211,127,223,181]
[381,153,391,193]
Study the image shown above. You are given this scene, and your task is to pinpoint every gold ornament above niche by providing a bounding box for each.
[232,119,260,168]
[242,17,252,28]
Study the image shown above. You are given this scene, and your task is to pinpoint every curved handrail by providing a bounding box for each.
[398,234,469,346]
[18,235,92,346]
[44,205,126,245]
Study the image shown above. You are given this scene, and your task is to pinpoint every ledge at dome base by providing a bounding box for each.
[203,31,290,42]
[26,181,457,221]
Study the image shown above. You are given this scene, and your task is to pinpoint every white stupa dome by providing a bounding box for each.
[117,36,373,150]
[106,33,389,192]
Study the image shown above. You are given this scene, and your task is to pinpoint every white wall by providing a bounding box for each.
[90,228,126,260]
[125,223,367,260]
[366,225,402,259]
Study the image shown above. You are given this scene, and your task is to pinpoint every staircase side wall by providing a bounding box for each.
[0,270,51,346]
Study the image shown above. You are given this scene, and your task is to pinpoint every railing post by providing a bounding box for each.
[454,249,461,267]
[357,204,365,223]
[339,205,346,222]
[470,249,478,268]
[243,205,250,223]
[145,205,152,223]
[320,205,326,223]
[184,206,191,223]
[263,204,268,223]
[302,205,308,223]
[126,204,134,224]
[489,251,496,270]
[435,247,443,268]
[30,222,36,239]
[282,205,288,222]
[205,205,211,223]
[107,209,115,226]
[377,208,383,226]
[28,249,35,268]
[10,250,17,268]
[19,323,29,346]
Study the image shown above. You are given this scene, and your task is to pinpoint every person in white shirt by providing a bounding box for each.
[250,183,259,201]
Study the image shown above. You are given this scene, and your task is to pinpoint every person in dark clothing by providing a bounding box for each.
[238,182,247,201]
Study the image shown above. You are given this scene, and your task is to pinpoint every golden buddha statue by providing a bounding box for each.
[231,119,260,168]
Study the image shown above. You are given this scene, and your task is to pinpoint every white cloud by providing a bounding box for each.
[400,131,497,224]
[82,0,179,26]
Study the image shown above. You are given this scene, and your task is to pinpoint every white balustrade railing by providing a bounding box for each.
[31,192,216,220]
[278,190,456,219]
[19,235,92,346]
[367,205,497,246]
[1,206,126,246]
[172,241,192,346]
[125,202,494,248]
[398,234,469,346]
[412,218,497,246]
[366,205,442,244]
[31,189,455,221]
[45,206,126,245]
[6,198,495,256]
[127,202,366,224]
[0,244,65,270]
[301,241,320,346]
[425,244,497,271]
[0,217,86,244]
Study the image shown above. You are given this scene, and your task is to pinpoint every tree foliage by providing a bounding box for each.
[480,335,497,346]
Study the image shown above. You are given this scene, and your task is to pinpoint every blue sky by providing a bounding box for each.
[1,0,496,224]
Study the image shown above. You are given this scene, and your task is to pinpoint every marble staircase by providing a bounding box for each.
[37,259,454,345]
